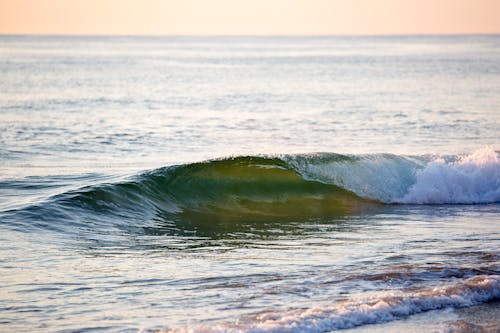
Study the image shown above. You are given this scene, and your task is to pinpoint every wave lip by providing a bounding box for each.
[396,147,500,204]
[285,147,500,204]
[167,275,500,333]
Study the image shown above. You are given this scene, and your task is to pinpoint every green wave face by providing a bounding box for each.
[153,156,374,222]
[168,157,376,219]
[65,156,376,228]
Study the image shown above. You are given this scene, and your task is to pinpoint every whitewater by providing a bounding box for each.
[0,35,499,332]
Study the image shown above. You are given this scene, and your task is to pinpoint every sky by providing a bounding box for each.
[1,0,500,36]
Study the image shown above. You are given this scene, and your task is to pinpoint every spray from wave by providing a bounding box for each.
[396,147,500,204]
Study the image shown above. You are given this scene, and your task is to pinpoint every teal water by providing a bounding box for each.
[0,35,499,332]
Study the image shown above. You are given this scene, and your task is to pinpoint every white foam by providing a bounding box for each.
[167,275,500,333]
[397,147,500,204]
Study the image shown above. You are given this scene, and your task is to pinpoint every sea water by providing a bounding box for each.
[0,35,499,332]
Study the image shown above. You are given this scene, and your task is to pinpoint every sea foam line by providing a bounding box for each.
[165,275,500,333]
[396,147,500,204]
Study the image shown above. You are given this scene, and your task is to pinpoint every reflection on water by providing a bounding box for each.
[1,203,499,332]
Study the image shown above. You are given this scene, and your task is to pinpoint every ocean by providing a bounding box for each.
[0,35,499,332]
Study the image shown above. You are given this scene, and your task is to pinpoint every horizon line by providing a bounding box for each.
[1,32,500,38]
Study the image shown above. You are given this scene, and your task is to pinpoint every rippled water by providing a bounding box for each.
[0,35,499,332]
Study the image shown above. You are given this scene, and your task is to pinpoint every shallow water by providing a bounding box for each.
[0,35,499,332]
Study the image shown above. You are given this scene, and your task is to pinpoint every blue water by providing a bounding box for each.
[0,35,499,332]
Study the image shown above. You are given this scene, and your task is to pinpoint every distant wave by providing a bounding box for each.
[3,148,499,233]
[167,275,500,332]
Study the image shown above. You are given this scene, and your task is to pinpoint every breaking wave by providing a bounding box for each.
[4,147,499,233]
[167,275,500,332]
[396,147,500,204]
[286,146,500,204]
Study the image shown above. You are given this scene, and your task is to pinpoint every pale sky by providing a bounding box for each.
[1,0,499,35]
